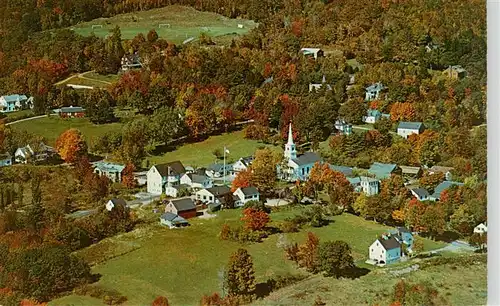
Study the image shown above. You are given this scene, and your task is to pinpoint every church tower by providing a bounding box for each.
[284,122,297,160]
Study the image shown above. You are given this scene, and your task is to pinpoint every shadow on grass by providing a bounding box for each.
[255,282,273,299]
[342,266,371,279]
[427,231,460,243]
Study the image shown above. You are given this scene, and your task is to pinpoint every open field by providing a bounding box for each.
[50,208,445,306]
[11,117,124,146]
[147,130,280,168]
[56,71,119,89]
[255,255,486,306]
[69,5,257,43]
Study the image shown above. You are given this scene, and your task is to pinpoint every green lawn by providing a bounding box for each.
[68,5,257,43]
[146,130,280,168]
[4,109,35,120]
[10,116,124,146]
[50,208,445,306]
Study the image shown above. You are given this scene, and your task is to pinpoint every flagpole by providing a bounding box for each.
[223,146,226,186]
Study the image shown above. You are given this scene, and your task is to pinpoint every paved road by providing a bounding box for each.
[431,240,477,254]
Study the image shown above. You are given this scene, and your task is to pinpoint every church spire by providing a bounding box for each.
[287,122,294,145]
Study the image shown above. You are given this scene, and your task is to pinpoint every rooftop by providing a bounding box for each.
[160,212,188,223]
[378,236,401,250]
[206,186,231,196]
[60,106,85,113]
[93,161,125,173]
[291,152,321,166]
[169,198,196,212]
[154,161,186,177]
[366,82,384,92]
[239,186,259,196]
[368,162,398,179]
[184,173,210,184]
[1,94,28,102]
[431,181,464,199]
[398,122,424,130]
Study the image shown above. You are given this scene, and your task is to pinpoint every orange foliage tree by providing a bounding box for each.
[389,102,416,121]
[121,163,137,188]
[231,169,252,192]
[151,296,170,306]
[241,208,270,231]
[55,128,88,163]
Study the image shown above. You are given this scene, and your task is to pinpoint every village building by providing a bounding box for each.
[410,187,430,201]
[428,166,454,181]
[121,52,143,71]
[160,212,189,228]
[428,181,464,201]
[474,223,487,234]
[299,48,324,60]
[14,143,56,164]
[164,184,190,198]
[348,176,380,196]
[0,153,12,167]
[55,106,86,118]
[363,109,382,124]
[233,187,260,207]
[180,173,213,190]
[206,163,233,178]
[334,119,352,135]
[397,122,425,139]
[146,161,186,195]
[165,198,197,219]
[365,82,385,101]
[368,162,401,180]
[369,235,402,265]
[308,75,332,92]
[278,123,322,182]
[232,156,254,173]
[105,198,128,212]
[92,161,125,183]
[391,227,414,250]
[329,165,354,177]
[195,186,232,205]
[442,65,467,80]
[400,165,422,179]
[0,94,33,112]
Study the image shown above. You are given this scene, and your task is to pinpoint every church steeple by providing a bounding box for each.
[284,122,297,160]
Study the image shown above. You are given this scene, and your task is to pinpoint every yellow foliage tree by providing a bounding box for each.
[55,128,88,163]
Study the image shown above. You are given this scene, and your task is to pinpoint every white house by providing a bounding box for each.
[397,122,425,139]
[105,198,128,212]
[348,176,380,196]
[474,223,487,234]
[365,82,385,101]
[195,186,232,205]
[180,173,213,190]
[428,166,454,181]
[299,48,324,60]
[0,95,33,112]
[146,161,186,195]
[233,186,260,207]
[233,156,254,173]
[410,188,430,201]
[369,236,402,265]
[308,75,332,92]
[14,143,56,164]
[206,163,233,178]
[164,184,191,198]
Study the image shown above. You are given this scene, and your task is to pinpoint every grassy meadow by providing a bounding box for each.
[50,207,445,306]
[69,5,257,43]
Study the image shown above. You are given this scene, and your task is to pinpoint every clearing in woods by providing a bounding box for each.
[69,5,257,43]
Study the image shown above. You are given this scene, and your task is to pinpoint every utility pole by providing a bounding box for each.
[223,146,226,186]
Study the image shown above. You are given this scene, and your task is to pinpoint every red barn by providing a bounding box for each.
[58,106,85,118]
[165,198,197,219]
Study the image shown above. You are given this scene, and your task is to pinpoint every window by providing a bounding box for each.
[203,196,207,200]
[380,255,382,259]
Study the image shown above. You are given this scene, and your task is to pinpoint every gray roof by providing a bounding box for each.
[431,181,464,199]
[185,173,209,184]
[397,122,424,130]
[155,161,186,177]
[378,237,401,250]
[240,186,259,196]
[396,226,411,234]
[291,152,321,166]
[368,162,398,179]
[169,198,196,212]
[348,176,379,185]
[208,163,233,172]
[329,165,353,177]
[366,82,384,92]
[109,198,127,207]
[206,186,231,196]
[400,166,421,175]
[429,166,454,174]
[160,212,188,223]
[411,188,430,198]
[60,106,85,113]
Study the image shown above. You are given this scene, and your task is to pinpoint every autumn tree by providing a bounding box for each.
[318,240,354,278]
[151,296,169,306]
[338,98,367,124]
[55,129,88,164]
[225,248,256,297]
[241,208,270,231]
[84,89,116,124]
[389,102,416,121]
[418,172,445,193]
[251,148,277,195]
[121,163,137,188]
[297,232,320,273]
[231,169,252,192]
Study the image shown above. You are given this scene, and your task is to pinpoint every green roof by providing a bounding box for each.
[368,162,398,179]
[397,122,423,130]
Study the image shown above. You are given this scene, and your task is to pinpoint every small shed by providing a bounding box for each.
[160,212,189,229]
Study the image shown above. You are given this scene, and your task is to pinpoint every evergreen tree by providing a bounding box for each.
[225,248,256,297]
[318,240,354,278]
[27,174,44,231]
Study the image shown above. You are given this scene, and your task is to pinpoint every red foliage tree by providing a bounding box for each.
[151,296,170,306]
[390,102,416,121]
[231,169,252,192]
[122,163,137,188]
[241,208,270,231]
